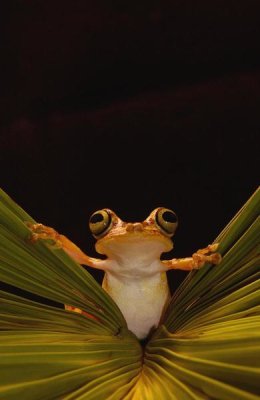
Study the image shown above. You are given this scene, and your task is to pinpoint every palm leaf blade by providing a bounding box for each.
[149,187,260,398]
[0,187,259,398]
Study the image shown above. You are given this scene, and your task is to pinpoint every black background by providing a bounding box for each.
[1,1,259,292]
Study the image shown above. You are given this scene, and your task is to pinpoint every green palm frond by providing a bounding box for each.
[0,187,259,399]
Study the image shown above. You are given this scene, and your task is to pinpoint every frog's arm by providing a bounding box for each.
[27,223,107,270]
[162,243,222,271]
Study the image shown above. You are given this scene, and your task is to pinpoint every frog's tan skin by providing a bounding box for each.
[28,208,221,339]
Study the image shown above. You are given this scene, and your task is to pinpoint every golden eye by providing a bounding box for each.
[89,209,112,238]
[155,208,178,236]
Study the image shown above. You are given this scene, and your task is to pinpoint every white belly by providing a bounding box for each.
[102,271,170,339]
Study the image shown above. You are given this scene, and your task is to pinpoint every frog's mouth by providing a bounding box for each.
[95,226,173,257]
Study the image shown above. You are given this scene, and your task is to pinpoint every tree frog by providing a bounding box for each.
[29,208,221,339]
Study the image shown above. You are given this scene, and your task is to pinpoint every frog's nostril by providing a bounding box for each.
[126,223,143,232]
[126,223,134,232]
[133,223,143,232]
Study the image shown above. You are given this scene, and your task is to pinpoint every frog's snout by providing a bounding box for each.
[126,223,143,232]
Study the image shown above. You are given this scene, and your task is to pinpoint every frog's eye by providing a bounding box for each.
[89,209,112,238]
[155,208,178,236]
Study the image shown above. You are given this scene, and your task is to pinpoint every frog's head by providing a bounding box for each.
[88,208,178,259]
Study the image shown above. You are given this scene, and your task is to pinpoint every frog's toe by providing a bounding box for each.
[208,243,219,253]
[196,243,219,255]
[210,252,222,265]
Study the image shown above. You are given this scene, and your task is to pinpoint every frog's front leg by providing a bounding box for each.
[163,243,222,271]
[26,222,105,321]
[26,222,106,270]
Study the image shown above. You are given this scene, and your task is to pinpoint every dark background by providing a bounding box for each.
[1,1,259,292]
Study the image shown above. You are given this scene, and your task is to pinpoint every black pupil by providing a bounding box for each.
[90,213,104,224]
[163,211,177,223]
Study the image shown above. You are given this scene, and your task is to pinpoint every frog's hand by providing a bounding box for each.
[26,222,105,270]
[163,243,222,271]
